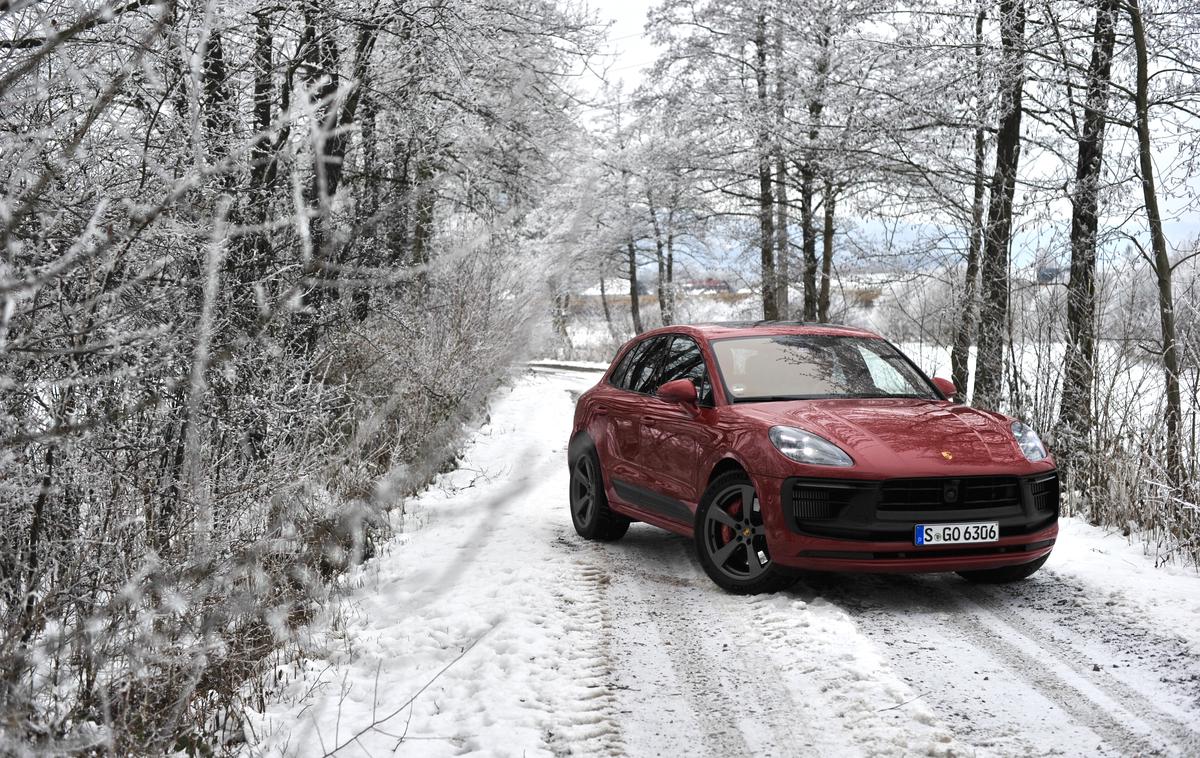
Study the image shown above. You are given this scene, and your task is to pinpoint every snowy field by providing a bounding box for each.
[246,368,1200,757]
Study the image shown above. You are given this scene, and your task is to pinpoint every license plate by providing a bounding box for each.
[914,521,999,546]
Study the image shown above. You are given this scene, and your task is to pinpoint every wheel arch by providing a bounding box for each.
[568,430,596,466]
[707,455,749,485]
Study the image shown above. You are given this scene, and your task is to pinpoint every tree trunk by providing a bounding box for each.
[773,15,790,319]
[300,9,379,340]
[600,275,615,337]
[201,27,231,164]
[552,291,571,352]
[247,12,274,271]
[950,2,989,396]
[352,74,377,321]
[1129,0,1183,486]
[1057,0,1118,476]
[800,160,816,319]
[665,208,676,324]
[755,12,777,320]
[411,159,434,268]
[775,158,790,321]
[818,179,835,322]
[974,0,1026,411]
[627,237,644,334]
[648,192,672,326]
[801,25,830,321]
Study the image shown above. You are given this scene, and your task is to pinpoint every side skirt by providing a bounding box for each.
[611,478,694,534]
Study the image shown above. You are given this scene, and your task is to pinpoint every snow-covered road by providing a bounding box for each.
[248,369,1200,757]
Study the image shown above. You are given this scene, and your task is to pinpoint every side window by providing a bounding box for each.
[628,336,670,393]
[656,336,714,405]
[610,341,645,389]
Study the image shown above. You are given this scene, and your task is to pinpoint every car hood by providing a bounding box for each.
[734,398,1032,474]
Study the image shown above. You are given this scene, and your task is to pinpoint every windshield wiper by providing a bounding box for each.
[733,395,814,403]
[841,392,933,399]
[733,392,935,403]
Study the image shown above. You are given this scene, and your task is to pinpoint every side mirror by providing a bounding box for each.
[932,377,958,400]
[657,378,698,406]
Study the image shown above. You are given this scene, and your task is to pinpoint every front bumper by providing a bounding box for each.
[757,470,1060,573]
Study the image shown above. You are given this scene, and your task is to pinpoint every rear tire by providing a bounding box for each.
[694,471,795,594]
[569,447,630,541]
[957,554,1049,583]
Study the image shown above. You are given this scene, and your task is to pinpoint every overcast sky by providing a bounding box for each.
[578,0,660,98]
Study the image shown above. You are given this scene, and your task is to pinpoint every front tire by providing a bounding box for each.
[569,447,630,541]
[957,554,1049,583]
[694,472,795,594]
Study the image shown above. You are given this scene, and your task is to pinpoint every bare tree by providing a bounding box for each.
[1057,0,1119,480]
[950,0,990,396]
[1128,0,1183,487]
[974,0,1028,411]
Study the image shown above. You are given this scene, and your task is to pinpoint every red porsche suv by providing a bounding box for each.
[567,322,1059,594]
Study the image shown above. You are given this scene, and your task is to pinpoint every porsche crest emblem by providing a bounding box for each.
[941,451,954,461]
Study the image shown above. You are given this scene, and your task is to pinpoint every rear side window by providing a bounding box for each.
[610,341,645,389]
[626,336,670,393]
[656,336,714,405]
[611,336,670,393]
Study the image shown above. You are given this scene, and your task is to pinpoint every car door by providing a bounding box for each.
[638,335,720,509]
[600,335,670,489]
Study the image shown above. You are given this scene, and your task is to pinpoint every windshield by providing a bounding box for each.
[711,335,938,402]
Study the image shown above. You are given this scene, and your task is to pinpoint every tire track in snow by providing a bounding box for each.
[976,569,1200,710]
[934,597,1165,755]
[630,541,830,758]
[590,531,959,757]
[816,573,1194,756]
[542,534,626,757]
[958,579,1200,754]
[588,533,757,758]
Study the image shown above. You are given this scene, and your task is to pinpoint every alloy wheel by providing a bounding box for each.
[571,455,597,526]
[702,483,770,579]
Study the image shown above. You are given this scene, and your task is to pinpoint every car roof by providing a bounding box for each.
[637,321,882,342]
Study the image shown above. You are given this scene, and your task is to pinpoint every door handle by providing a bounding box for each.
[594,405,608,416]
[641,416,657,426]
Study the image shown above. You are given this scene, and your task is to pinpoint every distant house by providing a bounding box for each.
[680,277,734,294]
[580,279,651,297]
[1036,266,1066,284]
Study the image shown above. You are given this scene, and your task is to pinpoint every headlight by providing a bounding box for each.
[769,426,853,467]
[1011,421,1047,461]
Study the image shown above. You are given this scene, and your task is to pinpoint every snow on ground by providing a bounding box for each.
[246,368,1200,757]
[1050,519,1200,653]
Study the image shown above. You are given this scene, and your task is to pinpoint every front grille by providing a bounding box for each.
[878,476,1021,511]
[1030,473,1060,514]
[791,481,860,520]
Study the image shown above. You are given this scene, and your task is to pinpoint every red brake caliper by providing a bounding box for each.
[719,498,743,545]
